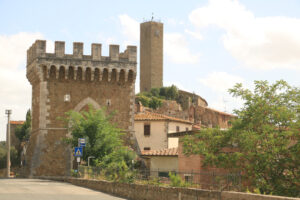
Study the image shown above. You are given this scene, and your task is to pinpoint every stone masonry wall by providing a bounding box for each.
[154,99,234,129]
[26,40,137,176]
[41,177,300,200]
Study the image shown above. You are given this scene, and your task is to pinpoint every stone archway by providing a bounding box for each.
[73,97,101,112]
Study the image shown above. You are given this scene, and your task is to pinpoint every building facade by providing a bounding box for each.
[134,109,192,151]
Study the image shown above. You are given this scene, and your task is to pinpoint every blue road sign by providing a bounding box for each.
[78,138,86,147]
[74,147,83,157]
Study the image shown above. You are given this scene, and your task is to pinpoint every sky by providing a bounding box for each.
[0,0,299,141]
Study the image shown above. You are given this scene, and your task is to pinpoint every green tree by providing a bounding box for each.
[15,109,31,142]
[0,142,19,169]
[135,94,150,107]
[149,96,163,110]
[150,88,160,97]
[166,85,179,100]
[183,80,300,197]
[64,106,136,182]
[65,106,124,162]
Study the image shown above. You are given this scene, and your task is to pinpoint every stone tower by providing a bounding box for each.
[26,40,137,176]
[140,21,163,93]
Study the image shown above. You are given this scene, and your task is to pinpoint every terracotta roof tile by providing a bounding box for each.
[135,111,192,124]
[141,147,178,156]
[192,124,201,130]
[204,106,236,117]
[10,121,25,125]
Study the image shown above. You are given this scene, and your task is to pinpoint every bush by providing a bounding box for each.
[169,172,185,187]
[149,97,163,110]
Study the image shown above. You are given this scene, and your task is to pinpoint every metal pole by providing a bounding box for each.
[5,109,12,178]
[88,156,95,167]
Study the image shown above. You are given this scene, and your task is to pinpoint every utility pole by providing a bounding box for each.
[5,109,12,178]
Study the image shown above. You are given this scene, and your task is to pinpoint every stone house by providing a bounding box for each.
[134,105,193,152]
[141,147,178,176]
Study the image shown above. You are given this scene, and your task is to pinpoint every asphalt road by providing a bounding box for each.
[0,178,127,200]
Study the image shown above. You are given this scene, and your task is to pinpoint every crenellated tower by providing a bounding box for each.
[26,40,137,176]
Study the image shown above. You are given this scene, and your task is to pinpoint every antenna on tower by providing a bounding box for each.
[151,12,154,21]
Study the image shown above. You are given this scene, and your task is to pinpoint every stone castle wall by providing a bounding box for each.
[152,100,234,129]
[26,40,137,176]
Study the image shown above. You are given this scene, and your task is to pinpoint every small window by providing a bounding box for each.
[144,124,150,136]
[144,147,151,150]
[184,174,193,183]
[176,126,180,132]
[158,171,169,178]
[186,127,189,131]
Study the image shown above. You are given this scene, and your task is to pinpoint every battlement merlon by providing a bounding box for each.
[27,40,137,66]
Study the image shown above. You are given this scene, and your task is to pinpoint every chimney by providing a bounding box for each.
[137,101,144,113]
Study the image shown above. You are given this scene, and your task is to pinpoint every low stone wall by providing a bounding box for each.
[39,177,299,200]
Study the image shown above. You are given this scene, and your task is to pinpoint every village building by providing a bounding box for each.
[134,104,193,152]
[141,147,178,176]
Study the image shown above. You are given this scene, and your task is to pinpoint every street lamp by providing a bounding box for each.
[88,156,95,167]
[5,109,12,178]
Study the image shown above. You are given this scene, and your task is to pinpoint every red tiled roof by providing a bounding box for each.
[141,147,178,156]
[204,106,236,117]
[10,121,25,125]
[192,124,201,130]
[135,111,192,124]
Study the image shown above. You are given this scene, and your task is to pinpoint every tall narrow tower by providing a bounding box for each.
[140,21,163,93]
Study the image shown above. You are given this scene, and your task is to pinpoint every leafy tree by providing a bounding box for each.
[159,87,167,97]
[99,146,136,182]
[135,95,150,107]
[149,97,163,110]
[65,106,125,162]
[64,106,136,182]
[150,88,160,97]
[166,85,179,100]
[15,109,31,142]
[0,142,19,169]
[136,85,180,110]
[183,80,300,197]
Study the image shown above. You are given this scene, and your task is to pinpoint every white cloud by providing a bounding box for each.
[165,33,200,64]
[199,71,245,113]
[0,32,44,141]
[164,81,188,91]
[167,18,185,26]
[199,71,244,93]
[0,32,43,69]
[118,14,139,42]
[184,29,203,40]
[189,0,300,70]
[118,14,199,65]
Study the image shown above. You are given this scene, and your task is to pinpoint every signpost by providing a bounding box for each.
[75,138,85,171]
[74,147,83,157]
[74,147,83,171]
[78,138,86,147]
